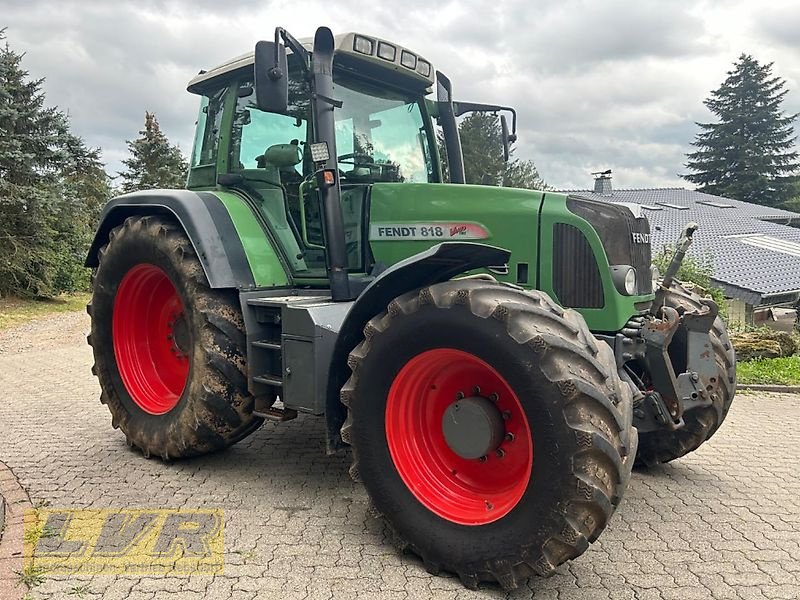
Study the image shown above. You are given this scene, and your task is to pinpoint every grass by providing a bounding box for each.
[67,584,92,597]
[737,355,800,385]
[0,293,90,330]
[14,564,47,588]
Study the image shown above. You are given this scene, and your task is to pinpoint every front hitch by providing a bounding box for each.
[640,298,719,431]
[625,221,722,433]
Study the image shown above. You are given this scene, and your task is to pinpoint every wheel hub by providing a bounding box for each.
[169,314,190,358]
[442,396,504,459]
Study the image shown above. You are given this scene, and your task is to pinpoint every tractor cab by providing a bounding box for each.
[186,32,445,285]
[186,29,515,299]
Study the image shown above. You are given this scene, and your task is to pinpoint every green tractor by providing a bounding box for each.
[86,26,735,590]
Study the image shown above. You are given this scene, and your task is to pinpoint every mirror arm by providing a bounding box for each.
[453,102,517,140]
[274,27,310,69]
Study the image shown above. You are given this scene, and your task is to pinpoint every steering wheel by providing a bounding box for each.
[337,153,376,166]
[337,153,402,182]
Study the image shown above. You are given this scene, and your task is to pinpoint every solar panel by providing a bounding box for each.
[698,200,734,208]
[655,203,689,210]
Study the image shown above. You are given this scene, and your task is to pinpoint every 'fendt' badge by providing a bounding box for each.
[631,232,651,244]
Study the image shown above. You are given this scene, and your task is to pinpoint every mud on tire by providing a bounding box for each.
[340,280,638,590]
[636,280,736,466]
[88,215,265,459]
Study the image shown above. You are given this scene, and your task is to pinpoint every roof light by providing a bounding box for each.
[416,59,431,77]
[400,50,417,69]
[377,42,396,61]
[353,35,374,56]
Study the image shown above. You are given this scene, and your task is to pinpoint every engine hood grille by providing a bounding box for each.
[566,197,652,295]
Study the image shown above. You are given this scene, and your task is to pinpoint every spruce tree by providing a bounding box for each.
[120,112,188,192]
[683,54,799,206]
[0,28,108,296]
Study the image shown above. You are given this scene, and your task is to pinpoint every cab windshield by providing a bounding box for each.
[333,75,435,184]
[230,69,435,185]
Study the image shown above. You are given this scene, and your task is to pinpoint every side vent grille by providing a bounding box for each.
[553,223,604,308]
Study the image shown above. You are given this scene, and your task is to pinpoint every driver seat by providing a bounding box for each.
[256,143,303,186]
[252,143,307,270]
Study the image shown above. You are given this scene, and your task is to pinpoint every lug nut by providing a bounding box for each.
[478,455,487,463]
[502,410,511,420]
[455,391,465,400]
[505,432,515,442]
[495,448,505,458]
[472,386,481,395]
[489,393,499,402]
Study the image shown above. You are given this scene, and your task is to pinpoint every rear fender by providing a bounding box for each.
[85,190,256,289]
[324,241,511,453]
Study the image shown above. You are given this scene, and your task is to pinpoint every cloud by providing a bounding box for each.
[2,0,799,190]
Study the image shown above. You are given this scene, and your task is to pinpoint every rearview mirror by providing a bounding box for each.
[254,40,288,113]
[500,115,511,162]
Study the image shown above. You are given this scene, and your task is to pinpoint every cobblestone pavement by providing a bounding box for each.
[1,312,799,600]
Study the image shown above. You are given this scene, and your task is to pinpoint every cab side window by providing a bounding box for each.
[190,86,227,167]
[230,79,310,173]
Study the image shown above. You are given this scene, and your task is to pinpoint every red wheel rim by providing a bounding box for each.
[385,349,533,525]
[112,264,190,415]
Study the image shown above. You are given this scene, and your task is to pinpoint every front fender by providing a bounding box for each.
[85,190,258,289]
[324,241,511,453]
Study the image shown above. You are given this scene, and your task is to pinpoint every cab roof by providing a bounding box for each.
[187,32,435,94]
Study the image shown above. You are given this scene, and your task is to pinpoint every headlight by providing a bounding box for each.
[611,265,637,295]
[650,265,660,284]
[624,268,637,295]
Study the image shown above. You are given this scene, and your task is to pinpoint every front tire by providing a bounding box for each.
[88,215,265,459]
[340,280,637,590]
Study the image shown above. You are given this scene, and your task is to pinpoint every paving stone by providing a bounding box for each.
[1,313,798,599]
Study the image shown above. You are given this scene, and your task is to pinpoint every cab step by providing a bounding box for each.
[253,374,283,387]
[254,406,298,422]
[253,395,297,422]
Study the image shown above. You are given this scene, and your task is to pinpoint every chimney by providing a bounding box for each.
[591,170,613,196]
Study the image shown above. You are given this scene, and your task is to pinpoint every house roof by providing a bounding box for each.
[564,186,800,305]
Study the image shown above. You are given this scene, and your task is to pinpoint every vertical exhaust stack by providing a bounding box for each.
[592,169,613,196]
[311,27,352,301]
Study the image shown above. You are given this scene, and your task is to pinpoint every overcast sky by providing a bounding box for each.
[4,0,800,189]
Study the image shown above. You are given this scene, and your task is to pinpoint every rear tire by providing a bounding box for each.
[636,280,736,466]
[88,215,265,459]
[340,280,637,590]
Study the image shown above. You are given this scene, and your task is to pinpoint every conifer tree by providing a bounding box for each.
[119,112,188,192]
[683,54,798,206]
[0,28,108,296]
[451,113,548,189]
